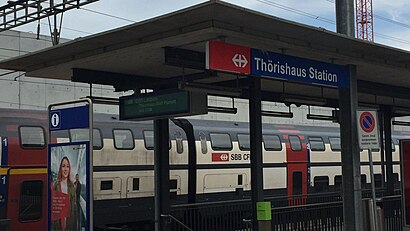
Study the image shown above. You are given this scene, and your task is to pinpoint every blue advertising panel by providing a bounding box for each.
[48,142,90,231]
[250,48,350,88]
[49,105,89,131]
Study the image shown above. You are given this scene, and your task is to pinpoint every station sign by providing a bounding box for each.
[357,110,380,149]
[119,90,207,121]
[49,105,89,131]
[206,40,350,88]
[48,100,93,231]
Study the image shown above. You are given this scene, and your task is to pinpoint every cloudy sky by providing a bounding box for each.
[1,0,410,51]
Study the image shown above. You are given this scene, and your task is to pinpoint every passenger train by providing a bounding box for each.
[0,108,402,230]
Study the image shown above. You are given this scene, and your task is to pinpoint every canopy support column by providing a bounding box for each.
[249,77,266,230]
[154,119,170,231]
[339,65,363,231]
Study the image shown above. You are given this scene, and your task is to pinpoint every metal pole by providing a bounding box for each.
[154,119,170,231]
[339,65,363,231]
[368,149,379,231]
[336,1,362,229]
[383,108,394,195]
[249,76,265,230]
[378,112,386,191]
[335,0,355,37]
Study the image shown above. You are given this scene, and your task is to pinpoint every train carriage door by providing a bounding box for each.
[6,168,47,231]
[286,135,308,204]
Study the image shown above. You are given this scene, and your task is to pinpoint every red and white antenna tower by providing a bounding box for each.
[356,0,374,41]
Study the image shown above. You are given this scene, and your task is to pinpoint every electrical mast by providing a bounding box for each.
[355,0,374,41]
[0,0,98,45]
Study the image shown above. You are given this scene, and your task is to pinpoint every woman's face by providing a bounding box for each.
[61,159,70,180]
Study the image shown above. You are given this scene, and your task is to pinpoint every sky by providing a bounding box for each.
[1,0,410,51]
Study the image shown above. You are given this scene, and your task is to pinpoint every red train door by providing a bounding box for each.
[285,135,308,204]
[6,168,47,231]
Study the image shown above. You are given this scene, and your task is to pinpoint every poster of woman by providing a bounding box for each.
[48,142,89,231]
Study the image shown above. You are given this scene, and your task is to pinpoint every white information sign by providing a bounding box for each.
[357,110,380,149]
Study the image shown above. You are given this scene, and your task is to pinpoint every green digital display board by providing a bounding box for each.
[119,90,207,120]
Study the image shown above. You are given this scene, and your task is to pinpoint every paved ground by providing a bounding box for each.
[404,226,410,231]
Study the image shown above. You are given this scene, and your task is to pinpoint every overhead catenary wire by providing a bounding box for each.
[252,0,410,47]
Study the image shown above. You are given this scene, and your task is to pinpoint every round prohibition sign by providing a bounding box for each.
[359,112,376,133]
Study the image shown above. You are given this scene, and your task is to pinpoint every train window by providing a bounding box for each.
[199,132,207,154]
[393,173,399,184]
[238,174,243,185]
[19,126,45,149]
[170,179,178,190]
[170,179,178,199]
[210,133,232,151]
[334,175,343,189]
[308,137,325,151]
[69,128,103,150]
[374,174,382,188]
[175,131,183,154]
[143,130,171,150]
[93,129,103,150]
[19,180,43,221]
[237,134,250,151]
[292,172,303,195]
[361,174,367,185]
[329,137,341,151]
[113,129,134,150]
[314,176,329,192]
[289,135,302,151]
[263,135,282,151]
[133,178,140,191]
[101,180,113,190]
[392,140,396,152]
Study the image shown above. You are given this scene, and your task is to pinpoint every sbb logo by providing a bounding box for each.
[212,153,229,162]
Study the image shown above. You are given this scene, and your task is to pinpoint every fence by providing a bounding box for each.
[169,193,403,231]
[0,219,10,231]
[170,199,252,231]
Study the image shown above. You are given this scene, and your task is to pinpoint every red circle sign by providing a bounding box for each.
[359,112,375,133]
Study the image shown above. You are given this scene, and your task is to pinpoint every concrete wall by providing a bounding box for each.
[0,30,127,113]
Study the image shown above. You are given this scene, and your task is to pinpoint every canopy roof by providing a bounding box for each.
[1,1,410,111]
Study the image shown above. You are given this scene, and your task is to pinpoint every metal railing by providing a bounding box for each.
[162,214,193,231]
[271,201,343,231]
[0,219,10,231]
[379,195,403,231]
[169,192,403,231]
[171,199,252,231]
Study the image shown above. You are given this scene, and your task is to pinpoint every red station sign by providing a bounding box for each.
[206,40,251,75]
